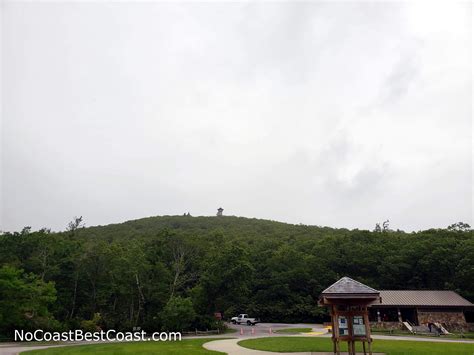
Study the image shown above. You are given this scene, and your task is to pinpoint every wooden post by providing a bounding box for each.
[364,310,371,355]
[331,305,337,354]
[335,309,340,355]
[347,314,354,355]
[334,305,342,355]
[364,311,371,338]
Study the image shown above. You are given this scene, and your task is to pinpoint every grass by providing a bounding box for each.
[372,328,474,340]
[274,328,312,334]
[21,338,227,354]
[445,333,474,340]
[238,336,474,354]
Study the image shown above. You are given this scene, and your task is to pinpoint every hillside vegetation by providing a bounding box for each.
[0,215,472,338]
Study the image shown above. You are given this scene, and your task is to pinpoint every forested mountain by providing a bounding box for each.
[0,215,472,337]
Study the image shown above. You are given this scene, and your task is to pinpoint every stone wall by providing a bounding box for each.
[370,321,402,330]
[467,323,474,332]
[417,310,468,332]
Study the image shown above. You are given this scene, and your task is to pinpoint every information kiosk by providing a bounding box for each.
[319,277,381,355]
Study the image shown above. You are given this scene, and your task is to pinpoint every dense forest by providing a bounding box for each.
[0,215,472,338]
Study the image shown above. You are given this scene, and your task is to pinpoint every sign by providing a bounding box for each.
[352,316,366,336]
[338,316,349,336]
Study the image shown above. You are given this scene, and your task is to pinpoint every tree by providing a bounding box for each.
[0,266,57,336]
[447,222,471,232]
[374,220,390,232]
[67,216,85,236]
[163,235,197,300]
[374,223,381,233]
[0,215,473,332]
[81,313,102,332]
[196,243,253,316]
[21,226,32,235]
[159,297,196,331]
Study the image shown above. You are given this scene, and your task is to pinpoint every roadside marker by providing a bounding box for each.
[269,327,272,334]
[251,328,255,335]
[240,328,244,335]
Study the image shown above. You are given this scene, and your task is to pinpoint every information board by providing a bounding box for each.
[352,316,366,336]
[338,316,348,336]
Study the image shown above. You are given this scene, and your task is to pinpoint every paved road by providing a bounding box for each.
[227,322,325,338]
[0,343,84,355]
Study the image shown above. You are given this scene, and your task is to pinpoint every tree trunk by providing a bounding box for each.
[69,270,79,319]
[135,273,145,326]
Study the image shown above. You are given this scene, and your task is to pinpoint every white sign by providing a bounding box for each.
[338,316,347,328]
[338,316,348,336]
[353,324,366,336]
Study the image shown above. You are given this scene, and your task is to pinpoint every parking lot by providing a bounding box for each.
[226,322,326,337]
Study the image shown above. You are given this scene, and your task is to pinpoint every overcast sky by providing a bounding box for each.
[1,1,472,232]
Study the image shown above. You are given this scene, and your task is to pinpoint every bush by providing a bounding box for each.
[80,313,102,332]
[192,315,227,331]
[160,297,196,331]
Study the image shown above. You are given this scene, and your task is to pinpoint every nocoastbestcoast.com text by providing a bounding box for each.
[14,329,181,342]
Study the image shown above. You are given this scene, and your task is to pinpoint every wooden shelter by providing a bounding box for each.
[368,290,473,331]
[319,277,381,355]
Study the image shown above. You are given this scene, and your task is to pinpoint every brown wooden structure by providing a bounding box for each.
[319,277,381,355]
[367,290,473,331]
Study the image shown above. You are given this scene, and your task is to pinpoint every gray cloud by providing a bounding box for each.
[1,1,472,232]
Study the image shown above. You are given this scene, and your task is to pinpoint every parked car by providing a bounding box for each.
[230,314,260,326]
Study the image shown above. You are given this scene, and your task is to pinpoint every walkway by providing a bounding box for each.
[0,344,73,355]
[203,338,384,355]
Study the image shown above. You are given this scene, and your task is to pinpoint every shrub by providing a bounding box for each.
[160,297,196,331]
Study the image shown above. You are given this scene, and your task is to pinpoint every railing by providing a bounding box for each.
[433,322,450,335]
[181,329,222,336]
[402,321,413,333]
